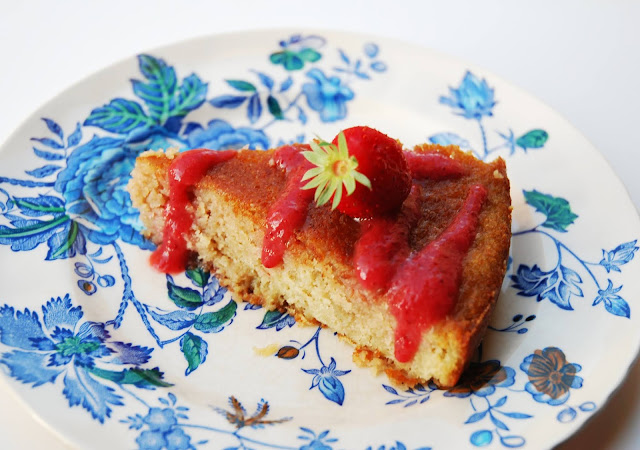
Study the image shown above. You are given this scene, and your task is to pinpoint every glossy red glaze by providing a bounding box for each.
[404,150,469,180]
[388,184,488,362]
[354,186,421,292]
[261,145,314,268]
[150,149,237,273]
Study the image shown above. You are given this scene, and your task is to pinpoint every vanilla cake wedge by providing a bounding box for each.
[127,141,511,388]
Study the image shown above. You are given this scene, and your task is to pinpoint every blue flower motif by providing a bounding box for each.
[136,430,167,450]
[510,264,583,311]
[302,68,354,122]
[599,240,639,273]
[593,280,630,318]
[440,71,496,119]
[0,295,154,422]
[133,400,193,450]
[186,119,269,150]
[144,408,178,432]
[163,428,191,450]
[302,357,350,405]
[55,130,181,250]
[298,427,338,450]
[520,347,583,406]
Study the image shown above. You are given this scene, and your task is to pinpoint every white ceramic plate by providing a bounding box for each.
[0,29,638,450]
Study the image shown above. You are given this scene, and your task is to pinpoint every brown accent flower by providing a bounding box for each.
[214,396,291,429]
[520,347,583,405]
[445,360,515,398]
[276,345,300,359]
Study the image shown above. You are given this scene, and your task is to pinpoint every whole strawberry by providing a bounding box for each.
[301,126,411,218]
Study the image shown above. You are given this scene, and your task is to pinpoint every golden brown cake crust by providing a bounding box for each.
[128,144,511,388]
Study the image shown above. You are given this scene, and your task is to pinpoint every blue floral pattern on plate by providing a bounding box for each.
[0,30,638,449]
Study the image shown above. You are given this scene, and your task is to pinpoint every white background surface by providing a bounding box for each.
[0,1,638,448]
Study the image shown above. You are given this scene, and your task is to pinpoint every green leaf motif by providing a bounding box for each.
[46,220,80,260]
[133,54,178,123]
[84,98,154,134]
[90,367,173,388]
[194,300,237,333]
[270,49,321,71]
[267,95,284,120]
[516,129,548,150]
[270,51,303,71]
[171,74,208,118]
[167,280,204,310]
[180,332,208,375]
[185,267,210,288]
[523,190,578,232]
[256,309,293,330]
[299,48,321,63]
[226,79,257,92]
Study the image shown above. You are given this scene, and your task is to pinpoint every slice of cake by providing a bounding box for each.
[127,127,511,388]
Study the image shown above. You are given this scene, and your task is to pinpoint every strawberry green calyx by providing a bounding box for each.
[300,131,372,209]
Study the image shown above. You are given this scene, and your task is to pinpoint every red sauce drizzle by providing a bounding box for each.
[354,186,421,292]
[353,149,487,362]
[404,150,468,179]
[150,149,237,273]
[261,145,314,268]
[153,144,488,364]
[388,184,488,362]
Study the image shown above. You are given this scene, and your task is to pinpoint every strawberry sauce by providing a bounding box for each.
[354,151,486,362]
[404,151,468,179]
[150,149,236,273]
[354,186,421,292]
[261,145,314,268]
[388,184,487,362]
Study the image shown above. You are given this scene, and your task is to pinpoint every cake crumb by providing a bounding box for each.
[253,343,280,357]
